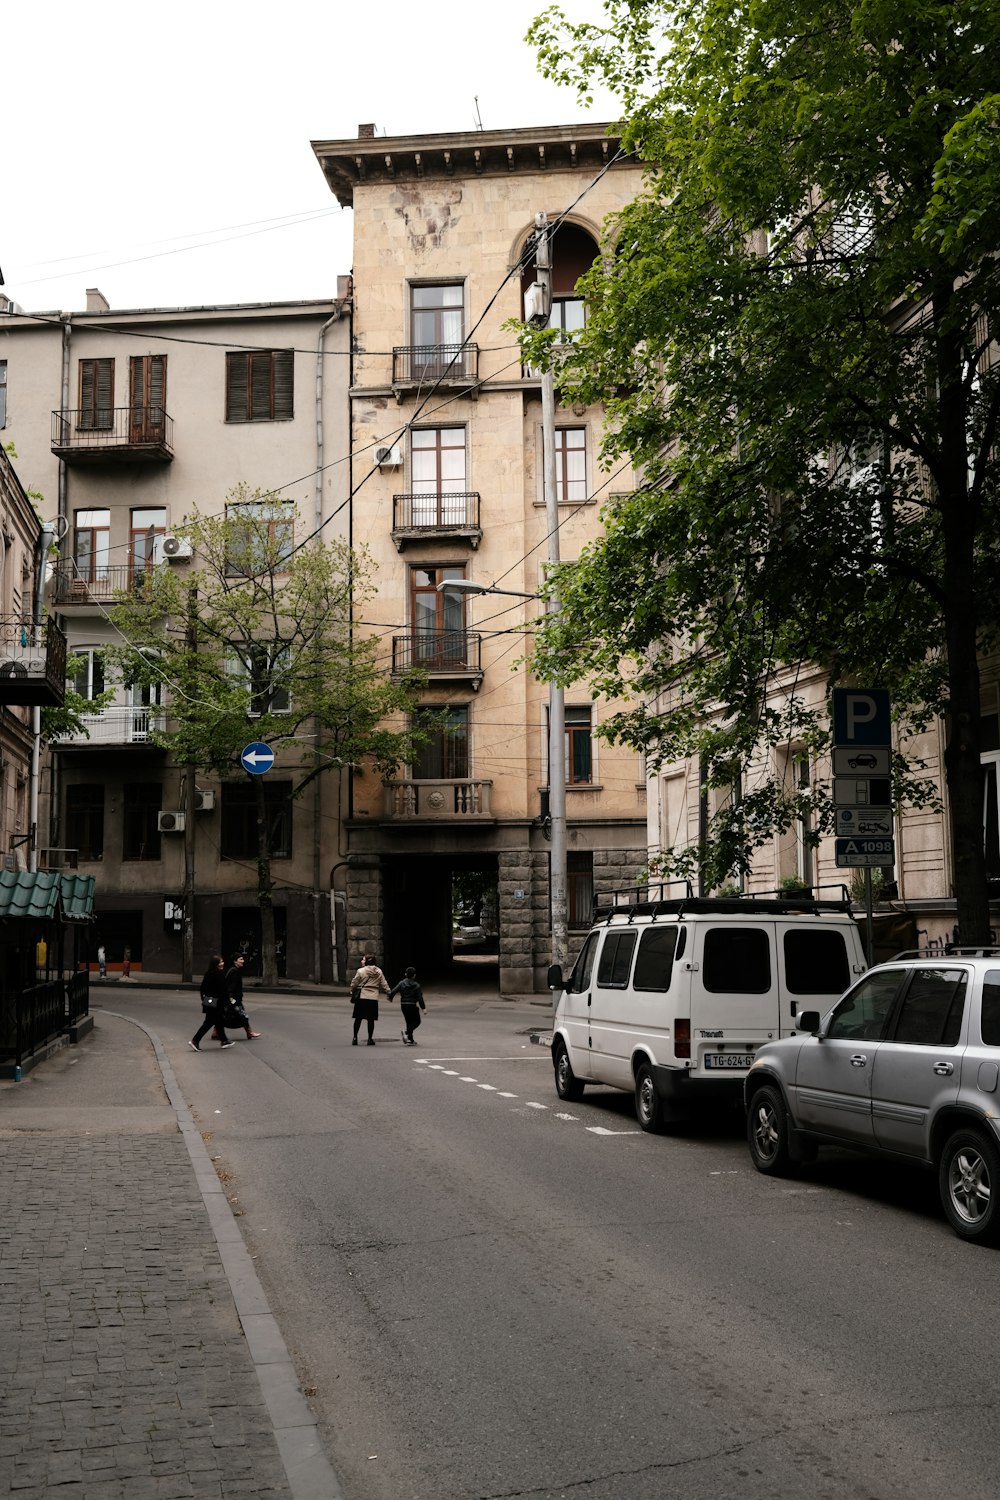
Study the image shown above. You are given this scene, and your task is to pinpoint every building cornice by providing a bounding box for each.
[312,121,630,208]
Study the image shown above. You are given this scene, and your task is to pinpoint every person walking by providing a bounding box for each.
[97,944,106,981]
[390,966,426,1045]
[350,953,389,1045]
[190,955,235,1050]
[214,953,262,1041]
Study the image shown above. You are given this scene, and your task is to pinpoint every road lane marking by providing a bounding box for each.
[587,1126,642,1136]
[526,1102,548,1110]
[555,1112,579,1121]
[497,1091,518,1098]
[477,1084,497,1091]
[459,1076,478,1083]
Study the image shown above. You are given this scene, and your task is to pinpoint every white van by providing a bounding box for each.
[547,884,868,1130]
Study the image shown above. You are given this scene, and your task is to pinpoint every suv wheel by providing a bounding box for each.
[747,1084,793,1176]
[553,1041,584,1102]
[635,1061,666,1133]
[939,1129,1000,1245]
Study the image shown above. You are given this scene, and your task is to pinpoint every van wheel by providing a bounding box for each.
[553,1042,584,1102]
[747,1084,793,1176]
[939,1129,1000,1245]
[635,1062,666,1133]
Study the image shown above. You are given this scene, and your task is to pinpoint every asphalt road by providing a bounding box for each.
[107,985,1000,1500]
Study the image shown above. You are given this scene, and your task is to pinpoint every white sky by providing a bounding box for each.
[5,0,619,315]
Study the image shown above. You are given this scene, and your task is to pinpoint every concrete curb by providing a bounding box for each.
[104,1010,344,1500]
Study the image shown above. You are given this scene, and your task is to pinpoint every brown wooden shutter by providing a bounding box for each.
[79,358,114,430]
[226,352,249,421]
[249,353,273,420]
[273,350,294,418]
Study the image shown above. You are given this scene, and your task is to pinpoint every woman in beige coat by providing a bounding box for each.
[350,953,390,1045]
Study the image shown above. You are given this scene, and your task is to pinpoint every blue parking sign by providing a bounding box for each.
[832,688,891,746]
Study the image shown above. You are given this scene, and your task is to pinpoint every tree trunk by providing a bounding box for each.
[936,285,991,945]
[254,774,278,985]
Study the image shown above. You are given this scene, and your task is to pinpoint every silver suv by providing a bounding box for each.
[745,952,1000,1245]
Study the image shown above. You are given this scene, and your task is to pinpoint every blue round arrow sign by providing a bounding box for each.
[241,741,275,774]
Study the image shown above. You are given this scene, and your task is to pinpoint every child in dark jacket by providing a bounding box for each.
[391,967,426,1045]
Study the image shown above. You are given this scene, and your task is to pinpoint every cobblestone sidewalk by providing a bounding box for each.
[0,1131,290,1500]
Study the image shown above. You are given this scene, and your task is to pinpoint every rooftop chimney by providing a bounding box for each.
[358,123,376,139]
[86,288,110,312]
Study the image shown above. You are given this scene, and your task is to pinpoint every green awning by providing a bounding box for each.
[0,870,95,924]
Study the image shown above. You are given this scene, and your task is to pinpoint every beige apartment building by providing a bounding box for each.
[0,288,351,978]
[312,122,649,990]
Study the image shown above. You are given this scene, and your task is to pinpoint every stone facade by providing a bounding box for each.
[313,123,650,992]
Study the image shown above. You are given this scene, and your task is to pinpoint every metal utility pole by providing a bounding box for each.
[181,586,197,983]
[530,211,568,973]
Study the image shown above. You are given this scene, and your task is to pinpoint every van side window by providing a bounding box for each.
[703,927,770,994]
[596,930,637,988]
[982,971,1000,1044]
[633,926,679,991]
[784,928,850,994]
[568,932,600,993]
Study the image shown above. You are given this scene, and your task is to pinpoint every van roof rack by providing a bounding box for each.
[593,882,854,924]
[891,946,1000,959]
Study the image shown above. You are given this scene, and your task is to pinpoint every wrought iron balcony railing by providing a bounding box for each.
[383,779,493,819]
[50,705,166,748]
[391,632,482,676]
[392,491,481,536]
[52,564,160,606]
[0,616,66,707]
[392,344,479,388]
[51,406,174,462]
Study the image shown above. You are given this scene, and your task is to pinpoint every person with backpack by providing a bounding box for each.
[390,966,426,1045]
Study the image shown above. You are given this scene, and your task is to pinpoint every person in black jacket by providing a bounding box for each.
[190,956,235,1050]
[390,966,426,1045]
[215,953,261,1040]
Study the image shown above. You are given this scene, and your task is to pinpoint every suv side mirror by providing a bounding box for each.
[796,1010,821,1035]
[547,963,564,991]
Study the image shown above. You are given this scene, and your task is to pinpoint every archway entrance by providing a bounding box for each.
[381,853,499,989]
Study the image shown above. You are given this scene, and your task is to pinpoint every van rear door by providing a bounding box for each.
[689,922,780,1075]
[777,922,860,1037]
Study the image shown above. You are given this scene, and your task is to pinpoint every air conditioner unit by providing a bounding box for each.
[162,536,193,561]
[374,443,402,468]
[157,811,186,833]
[194,788,216,812]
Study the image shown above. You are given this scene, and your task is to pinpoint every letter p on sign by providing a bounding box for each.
[832,688,891,746]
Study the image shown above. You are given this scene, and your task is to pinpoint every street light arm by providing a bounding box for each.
[436,580,541,599]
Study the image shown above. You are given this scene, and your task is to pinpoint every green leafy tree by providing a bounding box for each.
[524,0,1000,935]
[107,489,423,982]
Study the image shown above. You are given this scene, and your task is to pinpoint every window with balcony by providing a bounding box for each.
[78,359,114,432]
[411,566,466,667]
[226,350,294,422]
[73,511,111,585]
[555,428,588,504]
[65,784,104,860]
[123,783,162,861]
[73,648,105,701]
[129,355,166,443]
[412,705,469,780]
[408,284,466,381]
[225,499,295,575]
[130,508,166,585]
[221,780,292,858]
[410,428,467,526]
